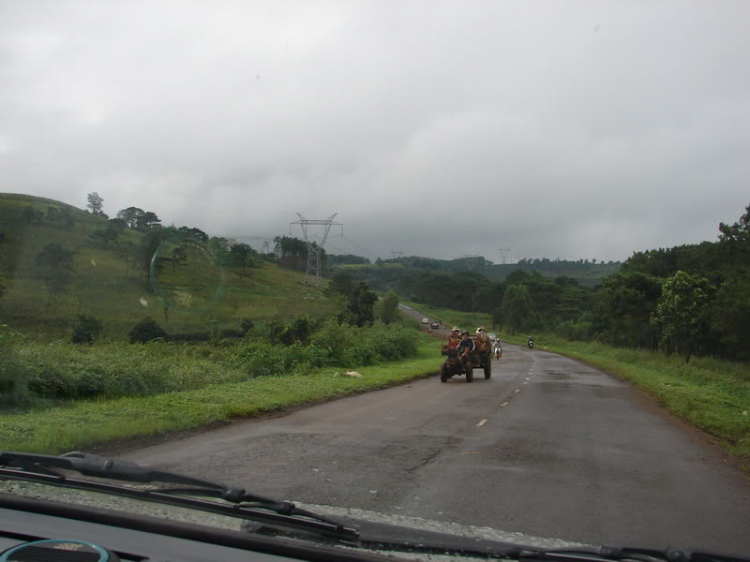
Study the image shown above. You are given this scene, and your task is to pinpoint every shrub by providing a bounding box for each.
[129,317,168,343]
[71,315,104,344]
[0,345,32,407]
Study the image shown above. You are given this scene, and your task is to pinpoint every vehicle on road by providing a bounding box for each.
[421,317,429,324]
[440,335,492,382]
[430,321,440,329]
[488,332,497,343]
[527,336,535,349]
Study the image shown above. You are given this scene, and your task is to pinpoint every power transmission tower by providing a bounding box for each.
[390,250,404,261]
[497,248,511,264]
[290,213,343,286]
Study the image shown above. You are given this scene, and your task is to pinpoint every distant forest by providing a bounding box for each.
[329,204,750,362]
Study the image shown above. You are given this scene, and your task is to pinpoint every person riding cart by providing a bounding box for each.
[475,326,491,353]
[457,331,475,372]
[446,326,461,349]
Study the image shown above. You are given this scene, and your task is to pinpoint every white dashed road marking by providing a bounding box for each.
[477,419,487,427]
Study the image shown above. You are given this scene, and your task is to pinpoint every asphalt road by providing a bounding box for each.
[123,316,750,553]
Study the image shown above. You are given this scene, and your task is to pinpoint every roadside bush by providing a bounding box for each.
[129,317,167,343]
[168,332,211,342]
[71,315,103,344]
[12,318,423,400]
[0,345,32,408]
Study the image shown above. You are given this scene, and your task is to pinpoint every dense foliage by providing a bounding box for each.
[379,204,750,362]
[1,320,420,404]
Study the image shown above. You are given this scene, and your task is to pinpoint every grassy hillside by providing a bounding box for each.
[0,193,340,339]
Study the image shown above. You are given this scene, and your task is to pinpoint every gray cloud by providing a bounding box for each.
[1,0,749,262]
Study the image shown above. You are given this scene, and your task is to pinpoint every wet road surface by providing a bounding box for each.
[122,334,750,553]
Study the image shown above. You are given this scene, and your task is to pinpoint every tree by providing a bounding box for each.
[340,282,378,326]
[108,217,127,231]
[129,317,168,343]
[711,276,750,360]
[209,237,231,266]
[137,211,161,231]
[381,291,399,324]
[116,207,144,229]
[718,203,750,256]
[594,271,663,348]
[651,271,712,363]
[326,271,356,297]
[86,192,105,215]
[229,243,254,277]
[501,284,534,333]
[71,315,103,344]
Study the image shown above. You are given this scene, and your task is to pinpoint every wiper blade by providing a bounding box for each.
[0,451,358,541]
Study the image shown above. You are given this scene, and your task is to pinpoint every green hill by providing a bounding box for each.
[0,193,340,339]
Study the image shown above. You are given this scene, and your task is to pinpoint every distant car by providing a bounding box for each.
[421,317,429,324]
[488,332,497,342]
[430,322,440,329]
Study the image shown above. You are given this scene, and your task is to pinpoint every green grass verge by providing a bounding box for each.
[0,337,443,454]
[401,301,493,332]
[0,193,341,339]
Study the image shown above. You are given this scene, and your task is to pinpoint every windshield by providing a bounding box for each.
[2,1,750,560]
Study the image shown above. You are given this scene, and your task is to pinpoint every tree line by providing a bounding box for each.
[337,204,749,363]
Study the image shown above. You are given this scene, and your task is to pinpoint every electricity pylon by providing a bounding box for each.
[290,213,342,286]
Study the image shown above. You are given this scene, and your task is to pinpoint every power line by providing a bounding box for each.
[340,234,379,260]
[290,213,342,286]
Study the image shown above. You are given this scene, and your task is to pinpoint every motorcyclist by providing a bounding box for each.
[527,335,534,348]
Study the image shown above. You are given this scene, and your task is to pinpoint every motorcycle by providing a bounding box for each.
[527,337,534,349]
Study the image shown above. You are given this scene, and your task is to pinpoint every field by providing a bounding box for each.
[401,301,493,333]
[0,193,340,339]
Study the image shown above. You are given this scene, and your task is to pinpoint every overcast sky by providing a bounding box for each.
[1,1,749,262]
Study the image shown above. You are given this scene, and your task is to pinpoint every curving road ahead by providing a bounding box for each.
[123,311,750,553]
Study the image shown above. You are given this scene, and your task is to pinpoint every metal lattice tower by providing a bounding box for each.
[390,250,404,261]
[497,248,511,264]
[290,213,342,286]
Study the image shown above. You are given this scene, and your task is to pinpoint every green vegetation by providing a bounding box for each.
[401,301,492,332]
[0,193,339,339]
[1,320,421,403]
[0,335,442,454]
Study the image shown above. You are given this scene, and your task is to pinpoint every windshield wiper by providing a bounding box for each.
[0,450,358,541]
[2,452,747,562]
